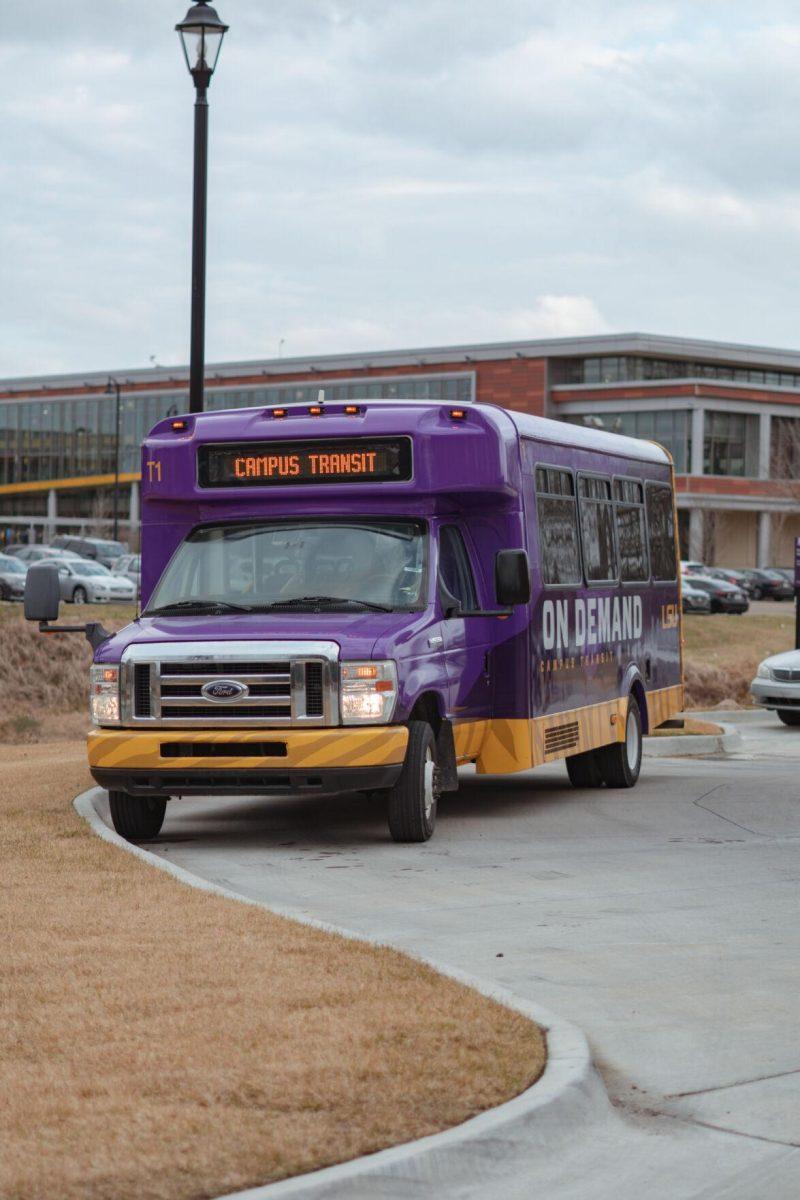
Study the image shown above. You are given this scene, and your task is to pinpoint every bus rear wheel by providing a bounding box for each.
[597,698,642,788]
[108,791,167,841]
[565,750,603,788]
[387,721,438,843]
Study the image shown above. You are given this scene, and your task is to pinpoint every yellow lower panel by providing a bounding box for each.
[647,683,685,729]
[458,682,685,775]
[87,726,409,772]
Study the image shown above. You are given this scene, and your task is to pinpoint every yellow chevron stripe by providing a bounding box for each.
[87,726,409,772]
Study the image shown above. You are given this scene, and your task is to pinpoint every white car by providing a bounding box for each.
[54,560,136,604]
[751,650,800,726]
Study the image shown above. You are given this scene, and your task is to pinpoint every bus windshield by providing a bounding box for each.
[146,520,426,614]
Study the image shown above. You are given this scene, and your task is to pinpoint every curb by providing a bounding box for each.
[644,721,742,758]
[74,788,607,1200]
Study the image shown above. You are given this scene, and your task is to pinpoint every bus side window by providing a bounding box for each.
[577,475,617,584]
[535,467,582,586]
[439,526,478,611]
[645,482,677,581]
[614,478,649,583]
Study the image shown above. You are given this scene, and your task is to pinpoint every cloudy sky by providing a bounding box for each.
[2,1,800,377]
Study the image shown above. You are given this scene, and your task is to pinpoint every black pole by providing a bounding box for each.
[113,381,121,543]
[189,77,209,413]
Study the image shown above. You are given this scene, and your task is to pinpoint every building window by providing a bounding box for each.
[703,411,758,476]
[558,355,800,390]
[564,410,692,473]
[771,416,800,480]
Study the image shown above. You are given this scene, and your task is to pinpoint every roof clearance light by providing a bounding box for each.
[450,408,466,420]
[272,408,286,418]
[344,405,360,415]
[309,405,323,415]
[171,419,188,431]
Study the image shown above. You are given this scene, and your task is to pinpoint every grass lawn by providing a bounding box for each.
[0,740,544,1200]
[682,607,795,708]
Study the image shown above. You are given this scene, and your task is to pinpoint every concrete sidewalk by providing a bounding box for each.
[93,709,800,1197]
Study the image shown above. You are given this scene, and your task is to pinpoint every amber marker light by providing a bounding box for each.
[271,408,287,418]
[171,419,188,431]
[344,405,360,414]
[449,408,466,420]
[309,405,323,415]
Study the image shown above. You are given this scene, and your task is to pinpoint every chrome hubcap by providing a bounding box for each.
[626,709,639,771]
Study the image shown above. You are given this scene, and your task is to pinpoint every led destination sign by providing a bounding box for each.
[198,437,413,488]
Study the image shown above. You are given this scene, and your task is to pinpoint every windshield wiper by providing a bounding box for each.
[264,595,394,612]
[145,600,255,616]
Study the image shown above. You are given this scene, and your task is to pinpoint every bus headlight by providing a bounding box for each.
[90,664,121,725]
[341,661,398,725]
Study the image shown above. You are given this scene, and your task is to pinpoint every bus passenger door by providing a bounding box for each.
[437,524,492,722]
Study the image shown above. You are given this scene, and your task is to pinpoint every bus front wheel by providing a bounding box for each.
[597,699,642,788]
[108,791,167,841]
[387,721,439,843]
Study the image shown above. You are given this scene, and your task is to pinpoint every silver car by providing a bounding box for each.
[114,553,141,594]
[751,650,800,727]
[55,560,136,604]
[0,553,27,601]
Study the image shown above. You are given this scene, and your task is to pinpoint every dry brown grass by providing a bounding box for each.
[682,609,794,708]
[0,603,135,741]
[0,741,545,1200]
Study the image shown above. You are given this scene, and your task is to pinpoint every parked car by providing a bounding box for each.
[113,553,141,593]
[0,553,27,600]
[751,649,800,725]
[681,580,711,614]
[707,567,748,588]
[680,560,706,574]
[12,546,83,565]
[687,575,749,613]
[54,560,136,604]
[52,535,127,569]
[741,568,794,601]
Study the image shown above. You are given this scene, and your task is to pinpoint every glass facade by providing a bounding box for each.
[703,411,759,476]
[0,374,473,486]
[558,355,800,390]
[564,410,692,473]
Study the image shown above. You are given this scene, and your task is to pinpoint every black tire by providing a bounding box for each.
[108,790,167,841]
[597,698,642,788]
[777,710,800,727]
[0,582,8,601]
[387,721,438,843]
[566,750,604,788]
[72,586,87,604]
[751,587,763,600]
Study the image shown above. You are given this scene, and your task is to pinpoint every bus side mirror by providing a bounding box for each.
[495,549,530,607]
[24,563,61,622]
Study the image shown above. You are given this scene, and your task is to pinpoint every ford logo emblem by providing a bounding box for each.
[201,679,248,703]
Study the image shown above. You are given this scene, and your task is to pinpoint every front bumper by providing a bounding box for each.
[750,678,800,710]
[88,725,409,797]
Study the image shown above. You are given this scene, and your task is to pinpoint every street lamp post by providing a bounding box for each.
[105,377,122,543]
[176,2,228,415]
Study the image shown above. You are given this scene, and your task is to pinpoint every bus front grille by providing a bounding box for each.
[122,642,339,728]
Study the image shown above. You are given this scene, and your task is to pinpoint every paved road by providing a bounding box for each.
[96,711,800,1197]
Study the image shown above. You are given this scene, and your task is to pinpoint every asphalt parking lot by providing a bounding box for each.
[94,709,800,1197]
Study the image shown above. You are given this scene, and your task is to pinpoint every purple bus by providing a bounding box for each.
[25,400,683,843]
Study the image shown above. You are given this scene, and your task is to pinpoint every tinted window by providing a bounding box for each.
[613,478,649,583]
[578,475,617,583]
[535,468,582,585]
[438,526,478,611]
[646,483,677,581]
